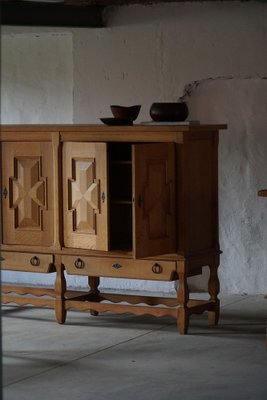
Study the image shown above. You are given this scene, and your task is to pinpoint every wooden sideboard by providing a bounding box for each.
[0,123,226,334]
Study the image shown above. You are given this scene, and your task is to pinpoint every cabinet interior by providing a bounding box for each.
[108,143,133,250]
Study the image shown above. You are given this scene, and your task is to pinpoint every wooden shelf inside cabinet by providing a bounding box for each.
[110,160,132,165]
[0,123,227,334]
[111,200,132,205]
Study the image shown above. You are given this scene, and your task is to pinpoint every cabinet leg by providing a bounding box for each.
[177,308,189,335]
[55,261,66,324]
[88,276,100,316]
[208,257,220,325]
[177,261,189,334]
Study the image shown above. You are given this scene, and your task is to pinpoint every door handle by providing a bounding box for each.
[2,188,8,199]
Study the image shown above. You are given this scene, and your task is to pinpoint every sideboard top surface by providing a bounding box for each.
[0,124,227,143]
[0,123,227,132]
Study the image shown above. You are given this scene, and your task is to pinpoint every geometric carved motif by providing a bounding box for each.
[10,157,47,230]
[68,158,100,234]
[143,160,171,239]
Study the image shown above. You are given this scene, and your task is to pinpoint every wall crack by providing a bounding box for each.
[180,75,267,101]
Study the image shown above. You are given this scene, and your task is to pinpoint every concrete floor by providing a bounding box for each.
[2,293,267,400]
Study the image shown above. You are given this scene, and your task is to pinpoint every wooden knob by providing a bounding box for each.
[112,263,122,269]
[74,258,85,269]
[152,263,163,274]
[30,256,40,267]
[258,189,267,197]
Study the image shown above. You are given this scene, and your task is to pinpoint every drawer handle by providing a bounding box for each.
[112,263,122,269]
[152,263,163,274]
[30,256,40,267]
[74,258,85,269]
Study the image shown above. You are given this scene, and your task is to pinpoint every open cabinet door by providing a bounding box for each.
[132,143,176,258]
[63,142,109,250]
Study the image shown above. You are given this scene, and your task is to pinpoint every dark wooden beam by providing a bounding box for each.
[67,0,242,4]
[0,0,257,28]
[1,1,105,27]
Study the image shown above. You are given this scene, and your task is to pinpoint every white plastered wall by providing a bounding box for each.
[1,1,267,294]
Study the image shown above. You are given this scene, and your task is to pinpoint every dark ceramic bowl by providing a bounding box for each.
[110,105,141,121]
[100,117,133,126]
[149,102,188,122]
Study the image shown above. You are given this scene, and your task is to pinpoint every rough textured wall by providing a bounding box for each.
[74,1,267,294]
[73,2,267,122]
[1,1,267,293]
[187,78,267,293]
[1,32,73,124]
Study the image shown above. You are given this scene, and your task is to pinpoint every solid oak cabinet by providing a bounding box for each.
[0,124,226,334]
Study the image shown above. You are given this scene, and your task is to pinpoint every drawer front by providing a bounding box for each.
[1,251,55,273]
[62,255,177,281]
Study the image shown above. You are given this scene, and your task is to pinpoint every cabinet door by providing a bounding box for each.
[63,142,108,250]
[132,143,176,258]
[1,142,54,246]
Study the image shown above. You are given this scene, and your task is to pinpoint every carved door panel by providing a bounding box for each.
[63,142,108,250]
[132,143,176,258]
[1,142,54,246]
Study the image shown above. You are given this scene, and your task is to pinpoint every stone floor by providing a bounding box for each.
[2,293,267,400]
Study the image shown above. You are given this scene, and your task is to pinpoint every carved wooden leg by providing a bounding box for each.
[55,259,66,324]
[208,256,220,325]
[177,260,189,334]
[88,276,100,316]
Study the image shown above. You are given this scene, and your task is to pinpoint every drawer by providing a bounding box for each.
[1,251,55,273]
[62,255,177,281]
